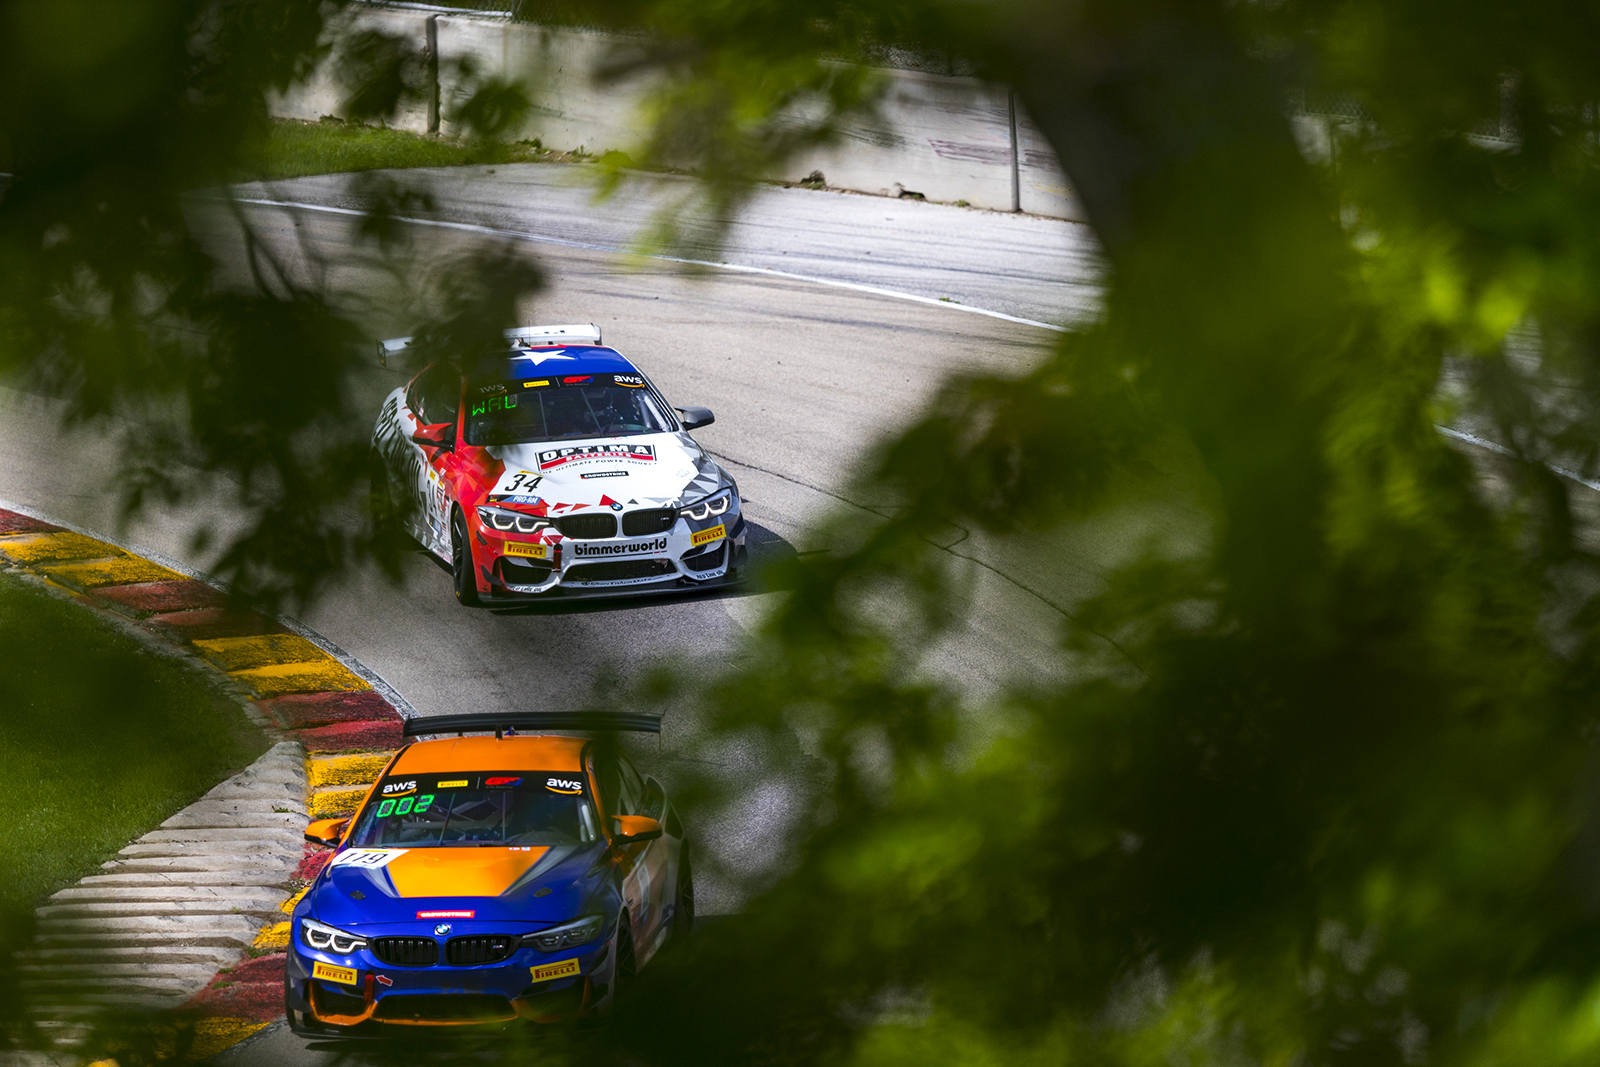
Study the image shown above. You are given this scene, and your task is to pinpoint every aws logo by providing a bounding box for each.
[545,777,584,794]
[382,780,417,796]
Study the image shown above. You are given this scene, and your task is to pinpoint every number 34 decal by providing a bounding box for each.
[506,472,542,493]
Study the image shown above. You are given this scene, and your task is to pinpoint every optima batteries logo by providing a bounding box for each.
[537,443,655,470]
[572,537,667,558]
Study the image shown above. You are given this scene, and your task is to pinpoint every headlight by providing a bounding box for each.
[476,505,549,535]
[300,918,367,954]
[521,914,606,953]
[679,488,733,522]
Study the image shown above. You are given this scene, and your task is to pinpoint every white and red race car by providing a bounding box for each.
[371,324,745,604]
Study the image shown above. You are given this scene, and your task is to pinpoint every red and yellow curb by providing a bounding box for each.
[0,508,402,1057]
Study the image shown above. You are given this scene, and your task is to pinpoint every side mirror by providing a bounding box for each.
[410,422,455,451]
[675,406,715,430]
[305,818,349,848]
[611,815,664,846]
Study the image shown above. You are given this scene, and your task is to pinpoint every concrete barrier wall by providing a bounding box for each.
[271,9,1082,221]
[267,5,437,135]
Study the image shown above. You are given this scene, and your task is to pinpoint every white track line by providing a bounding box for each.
[230,199,1600,496]
[1435,425,1600,493]
[231,196,1070,334]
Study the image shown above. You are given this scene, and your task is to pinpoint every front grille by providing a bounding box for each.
[375,993,516,1023]
[370,936,438,967]
[683,543,727,572]
[553,513,617,540]
[622,508,677,536]
[565,559,676,583]
[445,935,516,966]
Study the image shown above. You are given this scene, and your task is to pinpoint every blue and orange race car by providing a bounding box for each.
[285,713,690,1033]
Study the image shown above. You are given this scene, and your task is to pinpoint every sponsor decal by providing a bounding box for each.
[504,542,550,560]
[485,776,523,787]
[581,470,628,479]
[478,383,508,395]
[417,910,475,920]
[523,379,550,387]
[330,848,409,870]
[382,781,417,796]
[562,375,592,384]
[546,777,584,794]
[691,524,727,548]
[612,374,645,387]
[530,958,581,983]
[502,471,542,494]
[312,962,358,986]
[437,779,469,788]
[537,443,656,470]
[572,536,668,559]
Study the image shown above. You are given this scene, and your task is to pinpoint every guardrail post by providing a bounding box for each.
[1008,89,1021,213]
[426,15,440,135]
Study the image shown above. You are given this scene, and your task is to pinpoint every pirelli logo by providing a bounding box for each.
[530,958,580,983]
[503,541,550,559]
[690,524,726,548]
[312,962,358,986]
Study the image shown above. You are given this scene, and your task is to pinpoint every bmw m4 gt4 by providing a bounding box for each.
[371,324,745,604]
[287,711,690,1033]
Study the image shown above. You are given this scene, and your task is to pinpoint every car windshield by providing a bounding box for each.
[344,772,600,848]
[464,374,672,446]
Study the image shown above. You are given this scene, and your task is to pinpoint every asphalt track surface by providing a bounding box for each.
[0,164,1200,1061]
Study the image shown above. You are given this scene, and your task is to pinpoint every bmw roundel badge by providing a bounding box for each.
[435,923,452,936]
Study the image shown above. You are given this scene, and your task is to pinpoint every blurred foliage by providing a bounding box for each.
[7,0,1600,1065]
[0,0,544,609]
[566,2,1600,1067]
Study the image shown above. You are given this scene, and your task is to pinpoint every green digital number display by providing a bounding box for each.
[375,794,434,819]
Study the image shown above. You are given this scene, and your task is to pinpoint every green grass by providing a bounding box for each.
[242,118,564,182]
[0,575,268,933]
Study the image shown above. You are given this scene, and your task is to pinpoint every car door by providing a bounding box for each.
[616,755,673,966]
[401,364,462,556]
[591,751,671,967]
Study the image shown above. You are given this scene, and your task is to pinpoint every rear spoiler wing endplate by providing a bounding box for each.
[403,711,660,737]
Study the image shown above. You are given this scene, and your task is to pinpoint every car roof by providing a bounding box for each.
[388,734,588,775]
[476,344,639,382]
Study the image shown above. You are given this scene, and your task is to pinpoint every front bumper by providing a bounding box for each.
[480,512,748,601]
[286,934,613,1032]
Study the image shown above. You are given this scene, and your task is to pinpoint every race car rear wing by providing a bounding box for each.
[375,323,602,366]
[402,711,661,737]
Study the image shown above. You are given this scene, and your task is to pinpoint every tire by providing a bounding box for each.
[451,509,481,607]
[672,847,695,944]
[592,923,633,1033]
